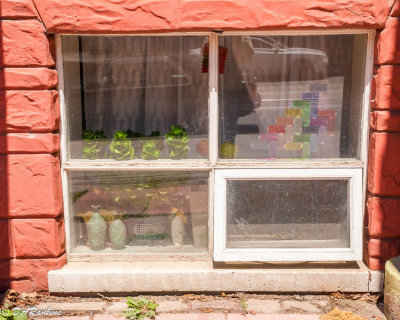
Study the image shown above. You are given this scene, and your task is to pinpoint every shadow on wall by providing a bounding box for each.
[0,2,12,297]
[365,7,400,270]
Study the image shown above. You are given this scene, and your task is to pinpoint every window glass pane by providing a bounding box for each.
[226,180,349,248]
[62,36,209,160]
[218,35,367,160]
[68,171,208,253]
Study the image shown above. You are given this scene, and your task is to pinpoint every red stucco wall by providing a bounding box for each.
[0,0,399,291]
[366,6,400,270]
[0,0,66,292]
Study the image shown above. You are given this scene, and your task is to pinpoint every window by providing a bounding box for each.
[58,31,373,261]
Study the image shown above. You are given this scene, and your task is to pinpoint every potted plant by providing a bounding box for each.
[109,130,135,160]
[81,129,107,159]
[126,130,164,160]
[166,125,190,159]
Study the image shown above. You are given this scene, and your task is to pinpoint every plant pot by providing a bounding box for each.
[109,218,127,250]
[171,216,185,246]
[125,215,170,239]
[189,190,208,248]
[87,212,107,250]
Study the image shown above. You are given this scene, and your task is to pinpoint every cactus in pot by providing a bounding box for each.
[82,129,107,159]
[109,130,135,160]
[166,125,190,159]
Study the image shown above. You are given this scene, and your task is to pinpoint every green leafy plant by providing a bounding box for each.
[141,140,161,160]
[166,125,190,159]
[240,297,248,315]
[82,129,107,159]
[0,305,27,320]
[124,297,158,320]
[109,130,135,160]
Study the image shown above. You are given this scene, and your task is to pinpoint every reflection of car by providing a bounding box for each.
[245,37,329,82]
[71,56,193,91]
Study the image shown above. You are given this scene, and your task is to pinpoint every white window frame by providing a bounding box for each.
[56,29,375,262]
[214,168,363,262]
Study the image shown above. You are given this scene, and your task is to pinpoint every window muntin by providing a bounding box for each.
[62,36,209,161]
[68,171,208,254]
[218,35,367,160]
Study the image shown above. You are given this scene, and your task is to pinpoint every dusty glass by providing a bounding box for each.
[68,171,208,253]
[226,179,349,249]
[61,36,209,160]
[218,35,367,160]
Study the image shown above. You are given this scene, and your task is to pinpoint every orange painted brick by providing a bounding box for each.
[0,68,58,90]
[0,133,60,154]
[391,0,400,17]
[0,0,37,18]
[34,0,391,33]
[376,17,400,64]
[370,111,400,132]
[0,154,63,218]
[0,220,13,260]
[365,256,386,271]
[375,65,400,110]
[367,196,400,238]
[0,90,59,133]
[0,20,54,67]
[368,238,400,259]
[11,218,65,259]
[368,133,400,196]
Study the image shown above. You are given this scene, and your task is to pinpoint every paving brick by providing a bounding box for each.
[0,133,60,154]
[246,299,281,314]
[0,154,63,218]
[368,133,400,196]
[0,90,60,133]
[281,301,321,314]
[105,302,127,313]
[367,195,400,238]
[158,314,225,320]
[0,68,58,90]
[227,314,320,320]
[36,302,107,313]
[12,218,65,258]
[43,317,90,320]
[0,20,54,67]
[156,300,189,313]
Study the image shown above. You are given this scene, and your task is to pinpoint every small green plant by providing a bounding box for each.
[124,297,158,320]
[166,125,190,159]
[109,130,135,160]
[141,140,161,160]
[240,297,248,315]
[82,129,107,159]
[0,305,27,320]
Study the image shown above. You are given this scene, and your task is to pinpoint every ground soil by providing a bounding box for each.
[0,291,386,319]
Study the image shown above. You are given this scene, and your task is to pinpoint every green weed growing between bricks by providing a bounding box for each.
[124,297,158,320]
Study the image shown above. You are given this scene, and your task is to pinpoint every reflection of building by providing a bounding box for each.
[1,0,399,295]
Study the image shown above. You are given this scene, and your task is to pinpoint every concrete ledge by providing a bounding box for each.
[48,261,382,294]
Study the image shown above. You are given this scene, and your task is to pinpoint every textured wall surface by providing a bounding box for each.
[0,0,399,292]
[366,3,400,270]
[33,0,393,33]
[0,0,66,292]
